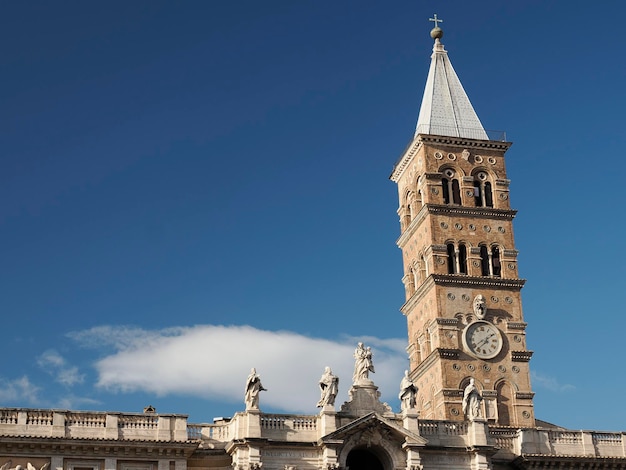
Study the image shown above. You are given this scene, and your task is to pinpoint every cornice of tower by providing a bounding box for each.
[401,274,525,316]
[430,274,526,289]
[511,351,534,362]
[427,204,517,220]
[396,205,429,248]
[390,138,422,183]
[396,204,517,249]
[390,135,511,183]
[419,134,512,150]
[410,348,461,380]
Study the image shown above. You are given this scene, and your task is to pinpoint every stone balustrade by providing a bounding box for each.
[0,409,188,441]
[2,408,625,459]
[491,427,626,458]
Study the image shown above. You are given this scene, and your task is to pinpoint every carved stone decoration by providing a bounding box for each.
[1,463,49,470]
[461,149,470,160]
[473,294,487,319]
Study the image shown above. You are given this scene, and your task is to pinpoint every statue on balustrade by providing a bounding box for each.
[316,366,339,408]
[399,370,418,411]
[245,367,267,410]
[353,342,375,383]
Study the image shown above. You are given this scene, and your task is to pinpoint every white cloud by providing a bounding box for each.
[55,395,102,410]
[531,371,575,392]
[37,350,85,387]
[70,325,408,413]
[0,376,40,404]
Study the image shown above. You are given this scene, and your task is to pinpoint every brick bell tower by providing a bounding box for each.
[389,18,535,426]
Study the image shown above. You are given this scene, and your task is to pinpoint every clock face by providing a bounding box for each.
[463,321,503,359]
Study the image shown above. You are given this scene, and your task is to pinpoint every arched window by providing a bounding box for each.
[452,179,461,204]
[442,178,450,204]
[491,246,501,277]
[442,169,461,205]
[479,244,490,276]
[496,381,514,426]
[408,191,417,219]
[446,242,468,275]
[458,243,468,274]
[473,171,493,207]
[446,243,456,274]
[420,254,428,279]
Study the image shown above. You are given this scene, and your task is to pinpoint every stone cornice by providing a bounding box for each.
[514,455,626,468]
[0,436,198,457]
[418,135,512,151]
[396,205,429,249]
[400,276,435,315]
[431,274,526,289]
[396,204,517,249]
[401,274,525,315]
[511,351,534,362]
[426,204,517,220]
[411,349,444,379]
[390,139,423,182]
[438,349,460,359]
[503,249,519,258]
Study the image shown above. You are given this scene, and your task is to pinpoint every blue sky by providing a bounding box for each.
[1,0,625,431]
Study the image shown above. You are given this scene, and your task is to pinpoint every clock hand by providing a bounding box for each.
[475,332,495,349]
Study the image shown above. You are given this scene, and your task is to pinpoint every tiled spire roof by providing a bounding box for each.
[415,30,488,140]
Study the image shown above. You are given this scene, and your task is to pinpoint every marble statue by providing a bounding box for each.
[398,370,418,411]
[245,368,267,410]
[462,378,482,420]
[317,366,339,407]
[473,294,487,319]
[353,342,375,383]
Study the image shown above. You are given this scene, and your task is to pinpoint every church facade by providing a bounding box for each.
[1,20,625,470]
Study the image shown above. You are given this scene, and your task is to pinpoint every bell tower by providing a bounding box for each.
[390,19,535,426]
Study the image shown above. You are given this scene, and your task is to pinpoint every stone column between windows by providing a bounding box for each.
[104,459,116,470]
[50,457,63,470]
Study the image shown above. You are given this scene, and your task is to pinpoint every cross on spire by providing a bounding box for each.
[429,14,443,28]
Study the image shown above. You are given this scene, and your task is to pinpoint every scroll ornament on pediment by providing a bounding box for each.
[1,462,49,470]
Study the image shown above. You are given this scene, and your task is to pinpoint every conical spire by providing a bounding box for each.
[415,19,488,140]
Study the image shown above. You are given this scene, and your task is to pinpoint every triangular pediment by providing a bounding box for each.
[320,413,427,447]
